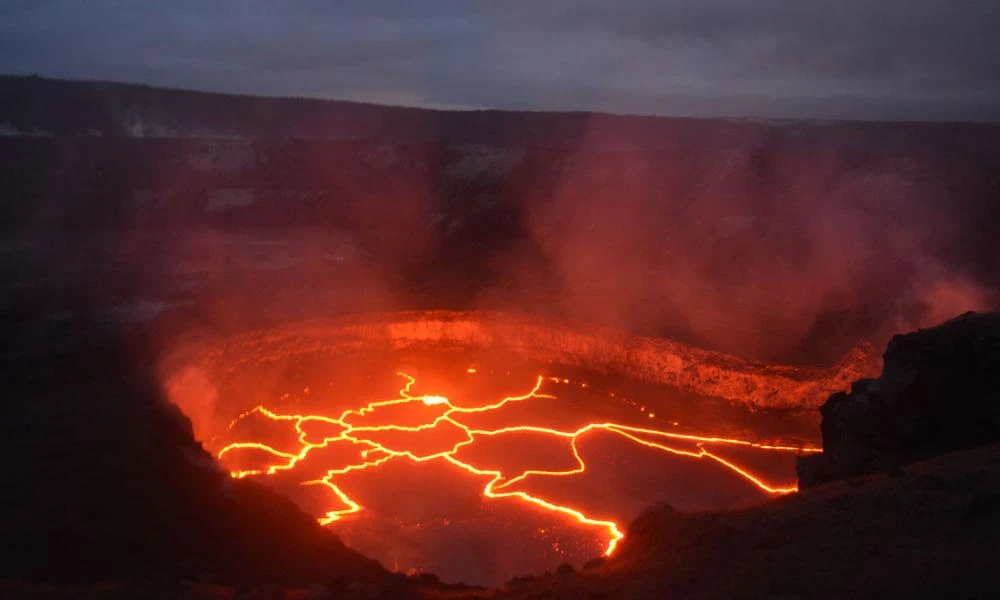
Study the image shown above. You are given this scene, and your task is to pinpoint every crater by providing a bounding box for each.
[160,310,877,586]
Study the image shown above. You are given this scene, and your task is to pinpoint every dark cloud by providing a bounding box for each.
[1,0,998,120]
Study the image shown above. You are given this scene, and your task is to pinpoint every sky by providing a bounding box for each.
[1,0,998,121]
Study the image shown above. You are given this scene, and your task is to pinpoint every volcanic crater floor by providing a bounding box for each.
[168,348,821,586]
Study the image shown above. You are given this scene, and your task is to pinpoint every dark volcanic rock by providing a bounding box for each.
[798,311,1000,487]
[0,325,388,586]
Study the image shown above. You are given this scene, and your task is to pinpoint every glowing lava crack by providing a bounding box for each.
[217,373,819,556]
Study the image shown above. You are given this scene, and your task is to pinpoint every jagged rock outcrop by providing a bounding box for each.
[798,311,1000,487]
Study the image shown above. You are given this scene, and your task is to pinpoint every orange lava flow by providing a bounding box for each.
[217,372,819,556]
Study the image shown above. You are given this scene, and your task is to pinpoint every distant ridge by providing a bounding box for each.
[2,75,998,148]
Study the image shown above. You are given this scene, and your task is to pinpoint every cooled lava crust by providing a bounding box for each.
[159,310,878,585]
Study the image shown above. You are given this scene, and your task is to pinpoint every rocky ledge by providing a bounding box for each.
[798,311,1000,487]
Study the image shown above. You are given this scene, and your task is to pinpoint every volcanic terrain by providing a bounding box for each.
[1,78,999,597]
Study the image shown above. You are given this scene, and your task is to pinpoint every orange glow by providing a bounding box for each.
[215,371,817,557]
[421,395,450,406]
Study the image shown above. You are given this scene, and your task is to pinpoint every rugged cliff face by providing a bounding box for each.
[2,77,999,366]
[798,311,1000,486]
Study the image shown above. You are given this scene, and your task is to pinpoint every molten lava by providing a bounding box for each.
[215,370,819,558]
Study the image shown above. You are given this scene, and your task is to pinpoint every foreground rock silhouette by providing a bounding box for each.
[798,311,1000,487]
[0,327,400,590]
